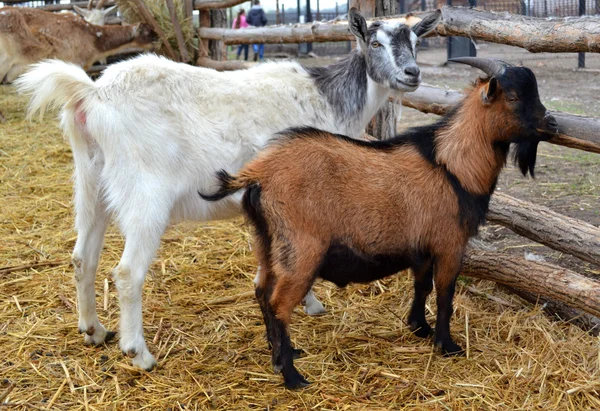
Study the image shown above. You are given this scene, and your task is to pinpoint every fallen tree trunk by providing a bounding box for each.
[463,249,600,318]
[488,193,600,266]
[401,85,600,154]
[437,7,600,53]
[198,6,600,53]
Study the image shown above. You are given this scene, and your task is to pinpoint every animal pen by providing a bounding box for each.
[1,0,600,409]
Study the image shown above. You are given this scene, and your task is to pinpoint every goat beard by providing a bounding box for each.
[512,140,539,178]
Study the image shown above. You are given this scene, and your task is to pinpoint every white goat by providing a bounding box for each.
[16,8,441,370]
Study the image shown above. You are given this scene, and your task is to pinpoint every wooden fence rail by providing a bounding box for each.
[198,7,600,52]
[401,85,600,154]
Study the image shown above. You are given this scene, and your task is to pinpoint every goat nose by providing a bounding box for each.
[404,66,420,77]
[545,113,558,129]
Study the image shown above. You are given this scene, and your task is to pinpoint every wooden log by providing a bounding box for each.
[198,10,211,59]
[437,7,600,53]
[196,57,256,70]
[130,0,178,61]
[193,0,250,10]
[462,249,600,318]
[401,84,600,154]
[488,193,600,266]
[197,13,425,44]
[198,6,600,54]
[166,0,191,63]
[37,1,116,12]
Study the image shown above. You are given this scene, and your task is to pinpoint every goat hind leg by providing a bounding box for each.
[72,202,112,345]
[113,207,169,370]
[407,260,434,338]
[255,267,325,316]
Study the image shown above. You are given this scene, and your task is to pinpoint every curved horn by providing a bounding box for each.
[449,57,513,77]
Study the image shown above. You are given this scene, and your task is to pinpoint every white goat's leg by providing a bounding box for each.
[302,288,326,315]
[113,207,169,370]
[72,201,111,345]
[255,265,326,315]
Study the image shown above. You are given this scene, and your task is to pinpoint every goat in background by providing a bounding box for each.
[0,6,155,83]
[200,58,559,389]
[15,8,441,371]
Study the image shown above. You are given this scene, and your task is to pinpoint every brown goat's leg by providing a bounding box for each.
[407,260,434,338]
[433,254,464,356]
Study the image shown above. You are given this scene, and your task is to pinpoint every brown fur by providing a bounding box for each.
[0,7,156,83]
[210,72,554,388]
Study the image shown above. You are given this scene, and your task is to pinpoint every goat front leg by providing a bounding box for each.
[254,266,326,316]
[72,202,113,345]
[433,253,464,356]
[113,209,169,371]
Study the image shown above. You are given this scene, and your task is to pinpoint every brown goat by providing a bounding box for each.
[0,7,156,83]
[200,58,559,389]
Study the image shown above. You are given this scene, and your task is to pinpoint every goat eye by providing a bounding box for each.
[372,41,381,48]
[508,97,518,102]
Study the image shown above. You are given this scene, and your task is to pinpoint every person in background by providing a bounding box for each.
[246,0,267,61]
[232,8,249,60]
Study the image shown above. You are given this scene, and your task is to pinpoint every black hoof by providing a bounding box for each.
[409,322,433,339]
[104,331,117,344]
[284,370,310,390]
[292,348,304,360]
[436,340,464,357]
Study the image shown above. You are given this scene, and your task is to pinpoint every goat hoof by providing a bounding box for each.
[284,370,310,390]
[126,348,137,358]
[81,324,110,346]
[409,322,433,339]
[292,348,304,360]
[130,348,157,371]
[436,340,464,357]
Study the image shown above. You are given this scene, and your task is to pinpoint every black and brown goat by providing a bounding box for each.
[200,58,559,389]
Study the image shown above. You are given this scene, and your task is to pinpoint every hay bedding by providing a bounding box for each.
[1,86,599,410]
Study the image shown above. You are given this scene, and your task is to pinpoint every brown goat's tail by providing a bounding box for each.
[199,169,258,202]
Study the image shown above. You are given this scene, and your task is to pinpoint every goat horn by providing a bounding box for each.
[449,57,513,77]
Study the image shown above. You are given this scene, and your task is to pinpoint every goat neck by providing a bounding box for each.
[433,80,512,196]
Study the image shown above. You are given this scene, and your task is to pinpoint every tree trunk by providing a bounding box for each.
[194,0,247,10]
[401,84,600,154]
[488,193,600,266]
[210,9,228,61]
[462,249,600,318]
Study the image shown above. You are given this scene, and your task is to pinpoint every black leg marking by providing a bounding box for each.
[407,261,434,338]
[433,272,464,356]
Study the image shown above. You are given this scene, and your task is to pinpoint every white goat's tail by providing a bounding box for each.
[14,60,96,121]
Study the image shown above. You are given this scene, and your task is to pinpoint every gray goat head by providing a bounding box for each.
[348,8,441,91]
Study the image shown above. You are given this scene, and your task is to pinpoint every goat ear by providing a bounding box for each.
[348,8,368,45]
[102,5,118,16]
[411,9,441,38]
[73,6,90,17]
[481,77,498,105]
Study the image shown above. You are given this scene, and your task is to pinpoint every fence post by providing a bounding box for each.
[578,0,585,68]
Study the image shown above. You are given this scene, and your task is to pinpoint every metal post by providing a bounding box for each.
[399,0,405,13]
[316,0,320,20]
[579,0,585,68]
[306,0,312,53]
[282,4,285,24]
